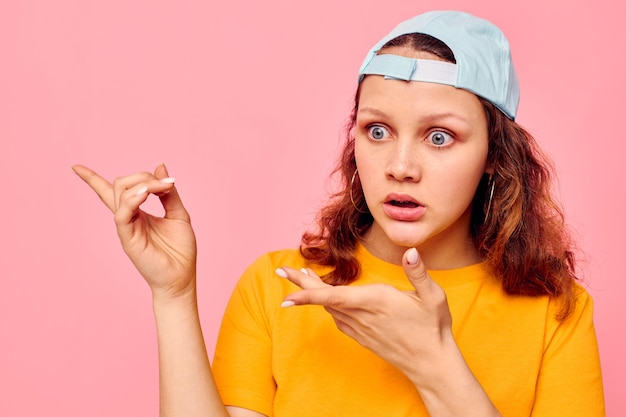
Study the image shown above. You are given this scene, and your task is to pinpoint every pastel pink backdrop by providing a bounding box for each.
[1,0,622,415]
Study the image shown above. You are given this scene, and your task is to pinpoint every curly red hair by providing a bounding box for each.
[300,34,578,319]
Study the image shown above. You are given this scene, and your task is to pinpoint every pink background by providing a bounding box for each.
[1,0,623,415]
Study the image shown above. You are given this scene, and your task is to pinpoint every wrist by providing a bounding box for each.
[152,284,198,315]
[405,335,501,417]
[150,270,197,302]
[403,331,462,388]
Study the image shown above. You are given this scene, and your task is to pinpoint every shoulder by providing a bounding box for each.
[550,281,596,320]
[233,248,308,299]
[543,281,598,346]
[242,248,333,280]
[242,248,307,275]
[221,249,306,326]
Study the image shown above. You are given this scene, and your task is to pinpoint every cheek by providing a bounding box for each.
[354,140,372,176]
[448,175,481,204]
[456,177,487,214]
[354,145,379,202]
[427,152,488,200]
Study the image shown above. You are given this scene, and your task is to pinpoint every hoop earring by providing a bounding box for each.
[484,174,495,222]
[350,170,368,214]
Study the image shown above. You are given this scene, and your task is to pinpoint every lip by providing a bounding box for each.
[383,193,426,222]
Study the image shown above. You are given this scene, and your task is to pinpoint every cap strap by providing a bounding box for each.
[360,54,458,85]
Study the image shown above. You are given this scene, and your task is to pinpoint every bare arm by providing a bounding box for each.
[73,164,264,417]
[153,292,265,417]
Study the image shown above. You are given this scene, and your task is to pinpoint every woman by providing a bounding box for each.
[73,10,604,417]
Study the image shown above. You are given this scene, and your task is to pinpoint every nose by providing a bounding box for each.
[385,138,421,182]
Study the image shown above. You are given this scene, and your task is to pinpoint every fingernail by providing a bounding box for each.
[136,186,148,196]
[407,248,419,265]
[281,300,296,308]
[275,268,288,278]
[300,268,309,275]
[160,177,175,184]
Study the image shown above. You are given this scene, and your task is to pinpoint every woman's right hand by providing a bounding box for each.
[73,164,197,301]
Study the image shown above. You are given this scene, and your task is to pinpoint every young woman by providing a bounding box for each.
[73,10,604,417]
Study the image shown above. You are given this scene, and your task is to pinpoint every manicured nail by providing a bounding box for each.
[160,177,175,184]
[275,268,288,278]
[407,248,419,265]
[281,300,296,308]
[300,268,309,275]
[136,186,148,196]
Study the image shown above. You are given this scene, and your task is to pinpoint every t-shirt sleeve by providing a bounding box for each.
[212,253,283,417]
[531,286,605,416]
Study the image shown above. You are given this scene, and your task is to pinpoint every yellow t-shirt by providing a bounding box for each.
[213,245,604,416]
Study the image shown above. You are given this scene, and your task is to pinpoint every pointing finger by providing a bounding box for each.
[72,164,116,212]
[282,284,392,311]
[275,266,328,290]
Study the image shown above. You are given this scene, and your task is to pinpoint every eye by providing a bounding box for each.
[367,125,390,140]
[428,130,453,146]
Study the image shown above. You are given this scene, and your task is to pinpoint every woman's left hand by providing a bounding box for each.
[277,247,454,380]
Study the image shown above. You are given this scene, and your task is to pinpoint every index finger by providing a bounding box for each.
[72,164,116,212]
[275,266,329,290]
[283,285,381,310]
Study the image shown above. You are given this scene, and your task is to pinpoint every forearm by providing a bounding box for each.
[407,339,501,417]
[153,289,229,417]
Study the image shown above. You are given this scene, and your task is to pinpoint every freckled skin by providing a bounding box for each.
[355,48,490,269]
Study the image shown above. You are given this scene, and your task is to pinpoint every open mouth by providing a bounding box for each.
[385,193,422,207]
[383,194,425,221]
[388,200,420,208]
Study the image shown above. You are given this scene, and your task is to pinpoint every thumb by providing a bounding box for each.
[154,163,169,180]
[403,247,438,296]
[153,163,190,222]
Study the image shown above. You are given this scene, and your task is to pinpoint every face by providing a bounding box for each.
[355,48,490,267]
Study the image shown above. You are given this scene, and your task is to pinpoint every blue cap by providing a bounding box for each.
[358,11,520,119]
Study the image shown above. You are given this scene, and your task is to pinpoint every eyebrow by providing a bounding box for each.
[357,106,470,124]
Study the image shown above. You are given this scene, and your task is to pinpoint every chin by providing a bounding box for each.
[381,224,429,248]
